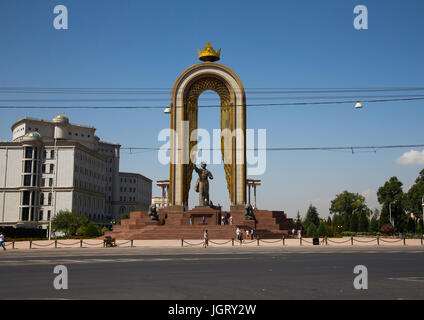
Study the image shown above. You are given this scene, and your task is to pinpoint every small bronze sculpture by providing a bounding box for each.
[148,204,159,221]
[245,204,255,221]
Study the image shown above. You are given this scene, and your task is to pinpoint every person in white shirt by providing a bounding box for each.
[230,215,233,225]
[246,229,250,239]
[0,232,6,251]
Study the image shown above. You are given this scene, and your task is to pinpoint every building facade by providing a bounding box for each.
[0,115,152,229]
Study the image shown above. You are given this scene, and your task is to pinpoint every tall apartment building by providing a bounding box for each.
[0,115,152,229]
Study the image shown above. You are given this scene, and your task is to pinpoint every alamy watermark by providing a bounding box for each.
[353,265,368,290]
[53,265,68,290]
[158,123,267,175]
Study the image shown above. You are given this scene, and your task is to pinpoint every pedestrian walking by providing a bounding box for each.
[221,215,224,225]
[0,232,6,251]
[297,229,302,239]
[230,215,233,225]
[203,230,209,248]
[236,227,241,245]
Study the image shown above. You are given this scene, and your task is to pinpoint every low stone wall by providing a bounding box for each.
[2,237,423,249]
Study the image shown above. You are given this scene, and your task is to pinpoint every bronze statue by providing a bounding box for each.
[245,204,255,221]
[148,204,159,221]
[194,161,214,206]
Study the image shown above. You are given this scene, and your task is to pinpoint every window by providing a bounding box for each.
[25,147,33,159]
[41,164,46,173]
[22,191,30,205]
[40,193,44,205]
[50,164,54,173]
[49,178,53,187]
[21,208,29,221]
[24,160,32,173]
[39,210,44,221]
[23,175,31,186]
[48,193,52,205]
[50,150,54,159]
[47,210,51,220]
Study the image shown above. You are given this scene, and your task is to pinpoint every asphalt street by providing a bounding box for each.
[0,246,423,299]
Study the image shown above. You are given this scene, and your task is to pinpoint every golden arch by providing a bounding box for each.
[169,62,246,208]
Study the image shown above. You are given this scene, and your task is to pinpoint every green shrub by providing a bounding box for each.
[83,222,101,237]
[341,231,355,237]
[306,223,318,238]
[317,222,327,237]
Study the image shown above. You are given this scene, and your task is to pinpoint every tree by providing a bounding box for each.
[306,223,318,238]
[303,204,320,228]
[350,212,359,232]
[317,222,327,237]
[377,176,405,232]
[358,210,369,232]
[51,210,88,237]
[404,169,424,223]
[369,212,379,233]
[330,191,368,231]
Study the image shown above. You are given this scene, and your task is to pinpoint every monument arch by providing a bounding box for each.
[169,44,246,208]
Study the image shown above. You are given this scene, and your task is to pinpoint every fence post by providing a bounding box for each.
[55,239,57,248]
[131,240,134,247]
[232,238,234,246]
[300,237,302,246]
[257,238,260,246]
[80,239,83,248]
[12,241,15,249]
[282,235,285,246]
[29,240,32,249]
[181,239,184,247]
[351,236,353,246]
[403,237,406,246]
[421,237,423,246]
[325,236,328,245]
[377,236,380,246]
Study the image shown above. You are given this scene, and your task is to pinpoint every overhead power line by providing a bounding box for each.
[0,97,423,109]
[1,87,424,94]
[120,144,424,152]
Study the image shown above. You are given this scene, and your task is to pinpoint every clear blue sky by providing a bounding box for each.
[0,0,423,217]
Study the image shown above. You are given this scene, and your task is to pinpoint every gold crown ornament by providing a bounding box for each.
[198,42,221,62]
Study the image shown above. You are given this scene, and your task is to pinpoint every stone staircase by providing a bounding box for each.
[106,207,296,240]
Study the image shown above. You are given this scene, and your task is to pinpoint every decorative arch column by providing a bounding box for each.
[169,62,246,208]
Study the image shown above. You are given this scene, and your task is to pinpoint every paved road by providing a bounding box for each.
[0,246,423,299]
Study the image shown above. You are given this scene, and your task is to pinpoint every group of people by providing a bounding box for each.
[236,227,254,244]
[291,228,302,238]
[220,214,232,225]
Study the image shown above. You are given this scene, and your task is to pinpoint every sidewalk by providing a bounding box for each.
[2,237,423,250]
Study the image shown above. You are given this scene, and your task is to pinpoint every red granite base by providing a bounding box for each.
[105,206,296,240]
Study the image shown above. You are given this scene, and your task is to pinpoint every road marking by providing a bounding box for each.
[388,277,424,283]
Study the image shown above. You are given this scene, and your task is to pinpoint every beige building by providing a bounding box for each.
[0,115,152,229]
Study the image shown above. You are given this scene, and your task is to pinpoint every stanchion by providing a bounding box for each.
[351,237,353,246]
[181,239,184,247]
[300,237,302,246]
[80,239,83,248]
[55,239,57,248]
[325,236,328,245]
[403,237,406,246]
[377,236,380,246]
[131,240,134,247]
[282,235,285,246]
[12,241,15,249]
[232,238,234,246]
[29,240,32,249]
[421,237,423,246]
[257,238,260,246]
